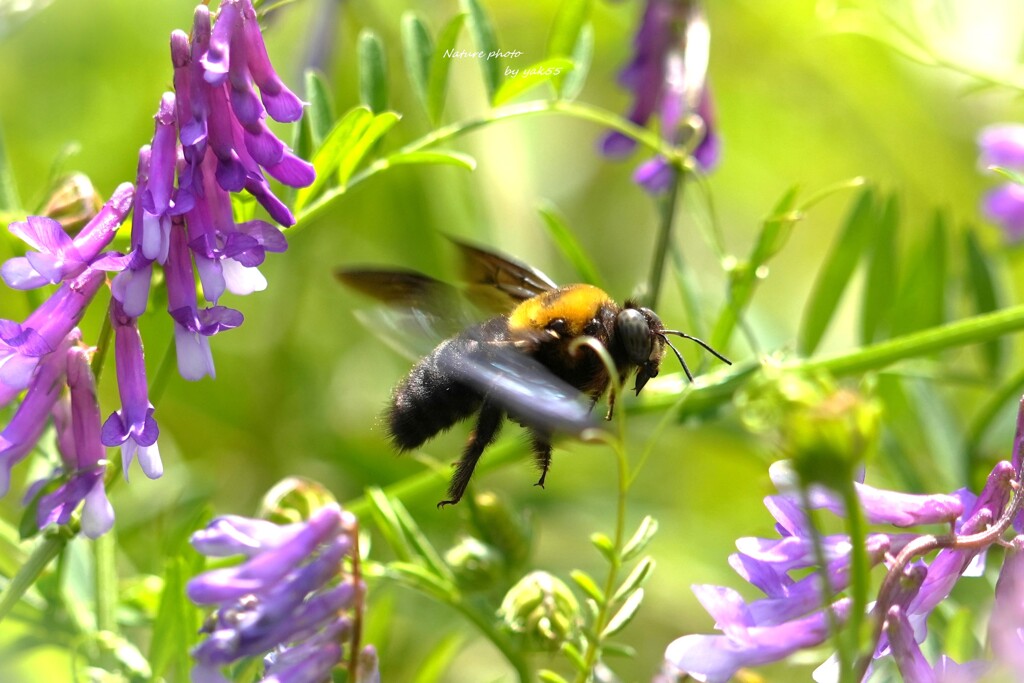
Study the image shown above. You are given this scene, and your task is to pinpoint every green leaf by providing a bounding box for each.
[560,641,588,673]
[547,0,592,58]
[412,632,465,683]
[358,29,389,113]
[365,486,413,562]
[0,123,21,211]
[569,569,605,603]
[389,495,457,585]
[337,111,401,188]
[149,555,202,680]
[964,229,1003,374]
[546,0,593,98]
[383,150,477,172]
[401,12,434,110]
[539,670,571,683]
[590,532,615,562]
[798,187,878,356]
[387,562,459,602]
[294,105,373,212]
[602,642,638,658]
[460,0,503,101]
[303,69,335,148]
[560,23,593,101]
[611,557,655,604]
[537,202,604,287]
[889,210,948,337]
[620,515,658,562]
[601,588,644,638]
[860,193,899,344]
[493,58,574,105]
[427,14,467,124]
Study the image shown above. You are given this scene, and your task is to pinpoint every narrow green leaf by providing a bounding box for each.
[798,187,878,356]
[0,123,21,211]
[294,105,373,212]
[590,532,615,562]
[412,632,465,683]
[358,29,389,113]
[460,0,503,100]
[860,193,899,344]
[493,57,575,106]
[889,210,948,337]
[964,228,1003,374]
[337,111,401,188]
[749,185,802,267]
[389,495,457,585]
[602,642,638,658]
[387,562,459,602]
[539,670,571,683]
[401,12,434,110]
[601,588,644,638]
[384,150,477,172]
[427,14,467,124]
[560,23,593,101]
[546,0,593,98]
[569,569,605,603]
[611,557,655,604]
[149,554,202,680]
[547,0,592,58]
[303,69,335,148]
[560,641,588,673]
[620,515,658,562]
[537,202,604,287]
[365,486,413,562]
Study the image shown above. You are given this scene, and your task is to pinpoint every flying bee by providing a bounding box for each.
[336,239,730,508]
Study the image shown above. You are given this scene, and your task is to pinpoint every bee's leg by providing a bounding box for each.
[529,430,553,488]
[604,389,616,421]
[438,404,504,508]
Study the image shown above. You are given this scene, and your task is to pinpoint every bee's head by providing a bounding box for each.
[616,302,732,395]
[615,304,666,395]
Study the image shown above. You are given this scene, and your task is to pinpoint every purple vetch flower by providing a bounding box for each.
[659,410,1024,683]
[0,268,105,401]
[663,596,852,683]
[603,0,719,193]
[100,298,161,480]
[1,183,133,290]
[0,331,79,496]
[188,504,376,683]
[977,123,1024,242]
[34,345,114,539]
[164,220,243,381]
[111,147,159,317]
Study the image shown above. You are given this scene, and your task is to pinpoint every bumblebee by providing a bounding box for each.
[336,239,730,507]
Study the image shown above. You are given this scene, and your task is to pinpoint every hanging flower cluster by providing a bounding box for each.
[603,0,720,193]
[659,399,1024,682]
[188,503,378,683]
[0,0,312,536]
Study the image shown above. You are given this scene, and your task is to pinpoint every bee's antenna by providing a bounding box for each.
[660,330,732,373]
[658,334,695,382]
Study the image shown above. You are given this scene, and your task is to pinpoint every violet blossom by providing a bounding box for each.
[0,0,312,532]
[603,0,719,193]
[978,123,1024,242]
[661,392,1024,683]
[34,344,114,539]
[188,504,378,683]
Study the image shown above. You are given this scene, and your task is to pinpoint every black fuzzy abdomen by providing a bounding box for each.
[387,336,484,450]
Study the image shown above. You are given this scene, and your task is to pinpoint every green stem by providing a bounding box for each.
[293,100,679,230]
[94,527,117,634]
[645,167,684,310]
[455,597,532,683]
[838,479,869,681]
[0,525,76,623]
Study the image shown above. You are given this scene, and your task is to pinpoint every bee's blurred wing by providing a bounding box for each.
[335,268,476,360]
[451,341,600,438]
[449,237,558,311]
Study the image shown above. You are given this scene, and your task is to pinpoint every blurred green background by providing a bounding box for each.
[1,0,1024,680]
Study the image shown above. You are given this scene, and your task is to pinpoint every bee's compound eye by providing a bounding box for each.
[616,308,652,365]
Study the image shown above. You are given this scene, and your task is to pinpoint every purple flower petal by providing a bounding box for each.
[982,183,1024,242]
[978,124,1024,170]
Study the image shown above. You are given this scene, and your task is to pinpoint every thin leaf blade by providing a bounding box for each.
[358,29,389,113]
[460,0,503,101]
[401,12,434,111]
[427,14,467,124]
